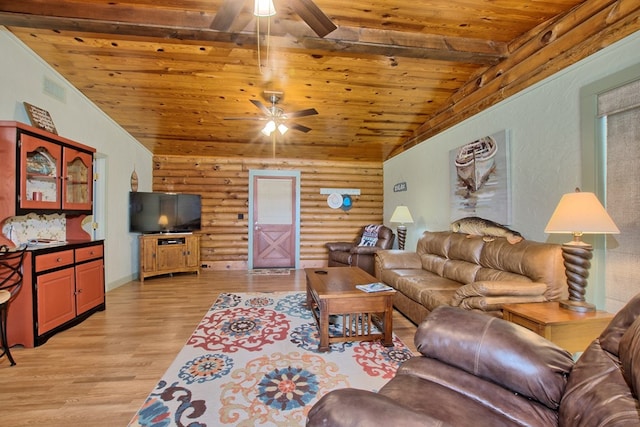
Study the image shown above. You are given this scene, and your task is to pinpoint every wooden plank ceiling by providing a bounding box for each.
[0,0,638,162]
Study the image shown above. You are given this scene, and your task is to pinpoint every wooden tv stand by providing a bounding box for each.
[139,233,200,282]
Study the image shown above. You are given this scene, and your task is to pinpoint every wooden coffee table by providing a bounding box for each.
[305,267,396,352]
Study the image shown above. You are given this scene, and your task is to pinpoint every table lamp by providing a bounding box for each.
[158,214,169,232]
[390,205,414,250]
[544,188,619,312]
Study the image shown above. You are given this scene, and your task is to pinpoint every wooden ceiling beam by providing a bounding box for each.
[0,11,506,64]
[393,0,640,158]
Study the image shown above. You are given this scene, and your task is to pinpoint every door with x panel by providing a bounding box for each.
[252,175,297,268]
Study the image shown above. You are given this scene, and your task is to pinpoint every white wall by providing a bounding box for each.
[384,31,640,310]
[0,27,153,291]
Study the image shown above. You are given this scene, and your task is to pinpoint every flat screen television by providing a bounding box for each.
[129,191,202,234]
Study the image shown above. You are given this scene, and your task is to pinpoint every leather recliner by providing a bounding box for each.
[307,293,640,426]
[325,225,395,275]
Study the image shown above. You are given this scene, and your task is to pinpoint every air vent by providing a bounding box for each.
[43,76,66,103]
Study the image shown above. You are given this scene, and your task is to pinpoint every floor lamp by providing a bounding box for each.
[544,189,619,312]
[390,206,414,250]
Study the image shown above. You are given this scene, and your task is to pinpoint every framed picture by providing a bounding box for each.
[449,129,511,224]
[23,102,58,134]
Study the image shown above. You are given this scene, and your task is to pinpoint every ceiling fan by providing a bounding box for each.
[211,0,337,38]
[224,91,319,136]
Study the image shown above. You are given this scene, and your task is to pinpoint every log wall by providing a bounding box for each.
[153,155,384,270]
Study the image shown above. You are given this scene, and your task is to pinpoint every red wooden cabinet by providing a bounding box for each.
[0,121,103,347]
[8,241,105,347]
[0,121,95,226]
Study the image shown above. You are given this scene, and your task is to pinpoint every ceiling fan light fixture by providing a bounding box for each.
[262,120,276,136]
[278,123,289,135]
[254,0,276,17]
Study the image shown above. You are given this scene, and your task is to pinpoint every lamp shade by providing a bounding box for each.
[158,215,169,227]
[277,123,288,135]
[544,190,619,234]
[390,205,414,224]
[254,0,276,16]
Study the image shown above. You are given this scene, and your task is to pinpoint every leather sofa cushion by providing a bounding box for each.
[306,388,452,427]
[394,274,459,311]
[620,316,640,397]
[384,357,559,427]
[415,306,573,410]
[455,295,546,311]
[475,267,533,282]
[446,233,484,263]
[328,250,351,265]
[451,281,548,309]
[421,253,447,276]
[442,259,480,284]
[600,293,640,356]
[559,340,640,426]
[417,230,453,258]
[478,238,565,301]
[378,268,430,289]
[453,280,547,299]
[325,241,353,252]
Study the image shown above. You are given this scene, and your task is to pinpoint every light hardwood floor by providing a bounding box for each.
[0,269,418,427]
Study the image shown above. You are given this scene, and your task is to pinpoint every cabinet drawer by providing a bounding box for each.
[505,312,546,335]
[35,250,74,272]
[75,245,103,262]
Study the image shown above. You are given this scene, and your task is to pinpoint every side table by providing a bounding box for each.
[502,302,614,354]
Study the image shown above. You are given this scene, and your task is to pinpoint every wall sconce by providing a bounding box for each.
[544,188,619,312]
[390,205,414,250]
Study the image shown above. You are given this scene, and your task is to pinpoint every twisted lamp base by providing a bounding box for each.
[559,242,595,312]
[396,226,407,250]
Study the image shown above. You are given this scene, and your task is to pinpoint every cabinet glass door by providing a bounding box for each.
[62,148,92,210]
[20,134,62,210]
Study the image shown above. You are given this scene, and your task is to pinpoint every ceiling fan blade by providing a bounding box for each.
[224,117,268,121]
[210,0,246,31]
[290,123,312,133]
[289,0,337,38]
[250,99,272,116]
[284,107,318,118]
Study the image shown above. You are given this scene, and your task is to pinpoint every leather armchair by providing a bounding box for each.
[325,225,395,275]
[307,295,640,426]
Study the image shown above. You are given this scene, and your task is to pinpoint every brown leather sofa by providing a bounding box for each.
[375,230,567,323]
[325,225,395,276]
[307,293,640,426]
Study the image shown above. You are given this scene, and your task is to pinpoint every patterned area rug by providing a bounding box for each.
[129,291,413,427]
